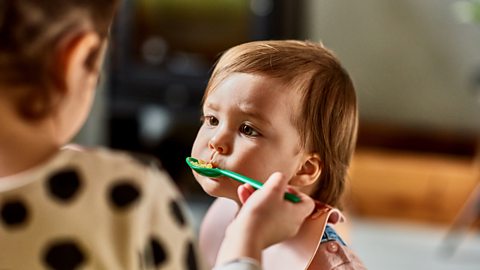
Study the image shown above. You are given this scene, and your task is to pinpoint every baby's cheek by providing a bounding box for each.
[243,168,273,184]
[191,137,204,156]
[254,165,294,184]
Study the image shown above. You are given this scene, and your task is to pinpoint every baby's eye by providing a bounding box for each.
[203,115,219,127]
[240,124,260,137]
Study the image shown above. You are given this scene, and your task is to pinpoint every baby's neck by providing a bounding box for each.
[0,100,60,178]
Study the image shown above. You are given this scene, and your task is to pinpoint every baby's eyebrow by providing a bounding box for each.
[204,101,272,127]
[203,102,219,111]
[239,107,272,127]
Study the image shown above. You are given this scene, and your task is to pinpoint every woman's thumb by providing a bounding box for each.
[237,184,255,204]
[262,172,289,198]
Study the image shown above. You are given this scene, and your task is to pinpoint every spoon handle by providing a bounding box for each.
[219,169,301,203]
[219,169,263,189]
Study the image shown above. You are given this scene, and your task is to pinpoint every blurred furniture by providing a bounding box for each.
[347,122,479,224]
[348,147,479,224]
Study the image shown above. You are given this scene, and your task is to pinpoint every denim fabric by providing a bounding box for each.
[321,224,347,246]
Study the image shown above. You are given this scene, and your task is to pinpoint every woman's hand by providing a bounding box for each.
[216,172,315,266]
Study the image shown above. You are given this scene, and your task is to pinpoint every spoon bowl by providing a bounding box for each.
[185,157,223,178]
[186,157,300,203]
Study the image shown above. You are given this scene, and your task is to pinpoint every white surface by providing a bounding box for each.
[351,218,480,270]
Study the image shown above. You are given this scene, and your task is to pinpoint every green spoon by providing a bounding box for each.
[186,157,300,203]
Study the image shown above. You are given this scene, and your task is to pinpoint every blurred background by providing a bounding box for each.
[76,0,480,269]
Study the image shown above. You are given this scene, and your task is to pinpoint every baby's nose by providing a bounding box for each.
[208,133,231,154]
[208,140,228,154]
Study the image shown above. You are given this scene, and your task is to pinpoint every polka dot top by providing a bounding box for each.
[0,146,200,270]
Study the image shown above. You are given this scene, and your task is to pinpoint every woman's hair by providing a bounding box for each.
[0,0,118,119]
[204,40,358,207]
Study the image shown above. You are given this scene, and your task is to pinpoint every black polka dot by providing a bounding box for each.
[170,199,186,227]
[47,169,82,202]
[186,241,198,270]
[145,237,167,267]
[109,182,141,210]
[43,240,86,270]
[1,199,29,228]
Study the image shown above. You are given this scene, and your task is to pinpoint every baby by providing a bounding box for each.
[190,40,366,269]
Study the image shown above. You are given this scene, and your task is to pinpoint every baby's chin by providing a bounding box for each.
[197,179,238,201]
[203,186,237,200]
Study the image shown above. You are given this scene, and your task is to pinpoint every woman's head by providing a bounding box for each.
[198,40,358,207]
[0,0,118,120]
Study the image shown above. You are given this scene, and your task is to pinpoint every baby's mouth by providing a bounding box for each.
[208,151,219,168]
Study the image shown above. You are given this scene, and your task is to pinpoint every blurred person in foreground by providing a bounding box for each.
[0,1,314,269]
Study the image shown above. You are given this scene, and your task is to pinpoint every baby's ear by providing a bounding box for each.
[290,154,322,187]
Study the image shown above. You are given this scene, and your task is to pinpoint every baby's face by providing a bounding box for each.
[191,72,307,203]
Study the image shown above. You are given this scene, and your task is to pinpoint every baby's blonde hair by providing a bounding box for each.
[203,40,358,207]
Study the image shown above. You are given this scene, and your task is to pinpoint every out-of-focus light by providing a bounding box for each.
[141,36,168,65]
[452,0,480,23]
[250,0,273,17]
[139,105,171,146]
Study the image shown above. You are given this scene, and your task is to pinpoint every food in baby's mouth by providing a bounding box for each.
[192,159,214,168]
